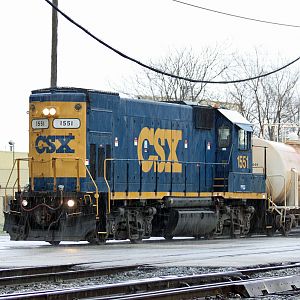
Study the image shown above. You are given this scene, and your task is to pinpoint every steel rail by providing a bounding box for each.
[1,274,300,300]
[0,264,146,286]
[1,263,300,299]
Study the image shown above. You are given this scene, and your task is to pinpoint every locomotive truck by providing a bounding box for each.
[3,87,296,244]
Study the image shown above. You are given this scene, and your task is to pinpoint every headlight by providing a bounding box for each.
[49,107,56,116]
[67,199,75,208]
[42,108,50,116]
[22,199,28,207]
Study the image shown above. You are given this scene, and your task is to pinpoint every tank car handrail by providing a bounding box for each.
[266,175,288,226]
[267,175,287,208]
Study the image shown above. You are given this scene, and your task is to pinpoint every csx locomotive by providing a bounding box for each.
[4,87,283,244]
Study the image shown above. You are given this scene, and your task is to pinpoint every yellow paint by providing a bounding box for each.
[111,191,267,200]
[237,155,248,169]
[29,101,86,178]
[137,127,182,173]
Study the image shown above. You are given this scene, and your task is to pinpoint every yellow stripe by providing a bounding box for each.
[111,191,267,200]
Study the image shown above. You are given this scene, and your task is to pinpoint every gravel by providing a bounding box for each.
[0,265,299,299]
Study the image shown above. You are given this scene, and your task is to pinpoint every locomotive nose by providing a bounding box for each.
[34,207,53,226]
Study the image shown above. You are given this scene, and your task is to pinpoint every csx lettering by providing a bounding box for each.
[137,127,182,173]
[35,135,75,154]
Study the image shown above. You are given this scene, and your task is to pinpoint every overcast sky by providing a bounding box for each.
[1,0,300,152]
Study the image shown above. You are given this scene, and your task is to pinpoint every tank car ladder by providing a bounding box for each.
[267,196,294,236]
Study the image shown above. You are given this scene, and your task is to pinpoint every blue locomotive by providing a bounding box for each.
[4,87,268,244]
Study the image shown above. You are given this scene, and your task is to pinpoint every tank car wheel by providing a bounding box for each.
[47,241,60,246]
[279,227,288,237]
[279,214,294,237]
[266,227,276,237]
[204,232,214,240]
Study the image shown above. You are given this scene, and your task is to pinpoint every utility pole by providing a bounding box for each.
[51,0,58,87]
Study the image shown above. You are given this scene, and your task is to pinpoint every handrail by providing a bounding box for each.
[104,158,112,214]
[4,158,30,211]
[265,174,289,227]
[267,175,286,208]
[48,156,100,218]
[103,157,234,214]
[6,157,100,218]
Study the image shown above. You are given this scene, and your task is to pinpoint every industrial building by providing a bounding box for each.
[0,151,28,231]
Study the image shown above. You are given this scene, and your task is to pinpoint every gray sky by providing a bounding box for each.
[1,0,300,151]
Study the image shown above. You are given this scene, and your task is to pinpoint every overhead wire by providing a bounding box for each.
[172,0,300,28]
[44,0,300,84]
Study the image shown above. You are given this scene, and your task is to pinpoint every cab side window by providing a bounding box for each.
[238,129,248,150]
[218,126,230,148]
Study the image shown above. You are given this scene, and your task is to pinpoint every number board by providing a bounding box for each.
[53,118,80,129]
[32,119,49,129]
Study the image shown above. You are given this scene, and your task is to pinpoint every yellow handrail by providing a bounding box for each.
[5,158,29,211]
[47,156,100,218]
[6,157,100,218]
[103,158,112,214]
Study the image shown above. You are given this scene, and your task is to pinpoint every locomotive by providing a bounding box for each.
[3,87,294,244]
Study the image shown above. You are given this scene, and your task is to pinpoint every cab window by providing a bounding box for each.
[238,129,248,150]
[218,126,230,148]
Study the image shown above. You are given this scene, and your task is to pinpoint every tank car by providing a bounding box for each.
[253,137,300,235]
[4,87,269,244]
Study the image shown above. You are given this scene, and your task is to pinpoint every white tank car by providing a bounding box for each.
[252,137,300,207]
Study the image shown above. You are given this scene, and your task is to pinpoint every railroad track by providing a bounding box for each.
[0,263,300,299]
[0,263,148,286]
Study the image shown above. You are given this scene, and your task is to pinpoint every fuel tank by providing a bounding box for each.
[163,197,219,237]
[252,137,300,206]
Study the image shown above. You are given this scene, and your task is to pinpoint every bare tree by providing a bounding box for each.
[226,51,299,140]
[122,47,227,103]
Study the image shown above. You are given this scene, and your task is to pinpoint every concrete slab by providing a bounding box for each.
[0,234,300,269]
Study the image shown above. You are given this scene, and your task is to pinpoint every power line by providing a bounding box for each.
[44,0,300,84]
[172,0,300,28]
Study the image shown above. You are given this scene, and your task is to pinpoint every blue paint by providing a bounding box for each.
[30,88,265,195]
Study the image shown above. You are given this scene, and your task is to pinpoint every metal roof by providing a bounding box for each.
[218,108,253,132]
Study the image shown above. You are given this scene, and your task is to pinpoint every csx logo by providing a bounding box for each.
[137,127,182,173]
[35,135,75,154]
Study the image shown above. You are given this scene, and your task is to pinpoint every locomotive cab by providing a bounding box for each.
[215,109,264,194]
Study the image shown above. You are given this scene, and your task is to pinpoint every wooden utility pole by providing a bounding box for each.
[51,0,58,87]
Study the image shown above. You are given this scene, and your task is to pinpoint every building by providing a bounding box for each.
[0,151,28,231]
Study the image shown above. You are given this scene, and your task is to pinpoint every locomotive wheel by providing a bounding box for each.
[163,234,174,241]
[130,238,143,244]
[88,237,106,245]
[47,241,60,246]
[86,232,106,245]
